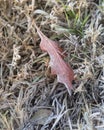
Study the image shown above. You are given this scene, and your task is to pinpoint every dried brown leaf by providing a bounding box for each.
[35,25,74,93]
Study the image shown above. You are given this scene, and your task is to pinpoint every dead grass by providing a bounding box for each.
[0,0,104,130]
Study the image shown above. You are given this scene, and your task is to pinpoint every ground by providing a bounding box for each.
[0,0,104,130]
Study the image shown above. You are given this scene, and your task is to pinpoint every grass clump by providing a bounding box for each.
[0,0,104,130]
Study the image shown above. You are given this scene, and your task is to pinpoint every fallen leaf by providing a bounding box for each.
[35,24,74,93]
[30,109,52,125]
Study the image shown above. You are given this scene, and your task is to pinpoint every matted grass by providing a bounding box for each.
[0,0,104,130]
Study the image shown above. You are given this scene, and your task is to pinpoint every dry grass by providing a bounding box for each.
[0,0,104,130]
